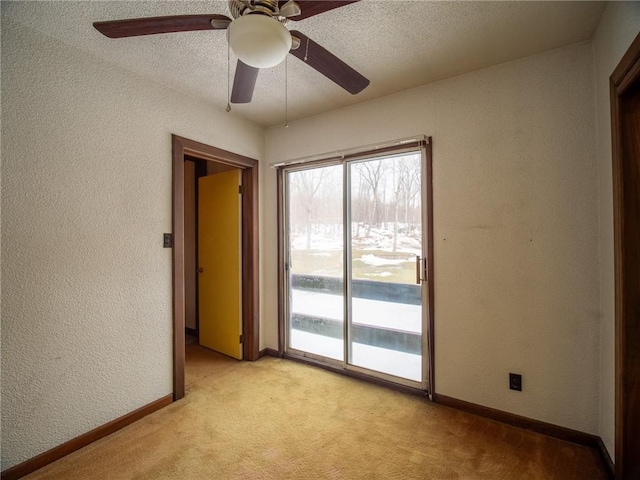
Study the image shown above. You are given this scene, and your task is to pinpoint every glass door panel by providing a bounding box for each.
[348,153,423,381]
[283,146,428,388]
[287,165,344,361]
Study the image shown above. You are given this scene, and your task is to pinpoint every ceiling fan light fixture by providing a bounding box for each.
[227,15,292,69]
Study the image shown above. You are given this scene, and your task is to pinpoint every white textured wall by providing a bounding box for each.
[593,2,640,462]
[0,20,263,469]
[265,43,600,434]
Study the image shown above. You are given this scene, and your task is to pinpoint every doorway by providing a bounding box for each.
[185,160,244,359]
[278,137,434,393]
[197,168,243,359]
[611,32,640,480]
[172,135,259,401]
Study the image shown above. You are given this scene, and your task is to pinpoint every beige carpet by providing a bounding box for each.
[26,344,606,479]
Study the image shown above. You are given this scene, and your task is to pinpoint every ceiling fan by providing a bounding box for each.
[93,0,370,104]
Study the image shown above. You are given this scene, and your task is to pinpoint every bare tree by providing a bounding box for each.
[389,155,422,251]
[396,156,421,229]
[392,158,401,252]
[354,160,385,237]
[289,168,331,249]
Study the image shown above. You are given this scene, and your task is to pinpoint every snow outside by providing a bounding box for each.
[287,154,423,382]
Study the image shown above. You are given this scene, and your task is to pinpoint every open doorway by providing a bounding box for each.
[172,135,260,401]
[184,159,244,360]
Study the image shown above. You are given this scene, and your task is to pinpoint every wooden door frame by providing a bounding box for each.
[172,135,260,401]
[611,32,640,480]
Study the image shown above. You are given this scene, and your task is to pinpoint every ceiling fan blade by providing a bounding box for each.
[281,1,359,20]
[93,14,232,38]
[289,31,369,94]
[231,60,260,104]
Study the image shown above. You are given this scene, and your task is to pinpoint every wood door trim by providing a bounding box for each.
[241,164,260,361]
[193,159,208,337]
[172,135,260,401]
[612,32,640,91]
[611,31,640,480]
[178,136,257,168]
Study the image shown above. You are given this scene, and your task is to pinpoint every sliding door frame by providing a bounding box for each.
[276,137,434,395]
[280,159,345,369]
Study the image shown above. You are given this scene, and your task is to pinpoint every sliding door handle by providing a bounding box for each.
[423,257,428,283]
[416,256,428,283]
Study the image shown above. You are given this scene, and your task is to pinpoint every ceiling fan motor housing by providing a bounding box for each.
[228,0,285,20]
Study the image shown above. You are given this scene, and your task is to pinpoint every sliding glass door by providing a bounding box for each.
[282,141,431,390]
[347,153,423,382]
[286,164,344,361]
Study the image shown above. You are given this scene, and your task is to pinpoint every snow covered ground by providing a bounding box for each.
[290,224,422,256]
[290,330,421,382]
[290,289,422,382]
[287,221,424,383]
[291,290,421,333]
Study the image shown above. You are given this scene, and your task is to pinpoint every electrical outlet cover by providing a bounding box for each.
[509,373,522,391]
[163,233,173,248]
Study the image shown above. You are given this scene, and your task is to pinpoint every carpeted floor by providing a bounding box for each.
[26,344,606,479]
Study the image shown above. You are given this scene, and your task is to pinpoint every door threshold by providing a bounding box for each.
[282,352,429,398]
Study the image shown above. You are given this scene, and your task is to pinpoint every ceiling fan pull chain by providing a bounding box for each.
[226,43,232,112]
[285,55,289,128]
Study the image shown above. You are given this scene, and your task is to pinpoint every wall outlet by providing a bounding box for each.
[163,233,173,248]
[509,373,522,391]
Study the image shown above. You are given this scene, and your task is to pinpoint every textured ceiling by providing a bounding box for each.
[2,1,606,127]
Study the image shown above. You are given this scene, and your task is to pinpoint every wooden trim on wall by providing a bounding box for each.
[172,135,260,401]
[193,159,208,337]
[172,136,187,401]
[176,135,259,169]
[241,165,260,361]
[597,436,615,480]
[1,395,172,480]
[259,348,281,358]
[611,31,640,480]
[610,71,624,480]
[434,394,600,448]
[611,32,640,90]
